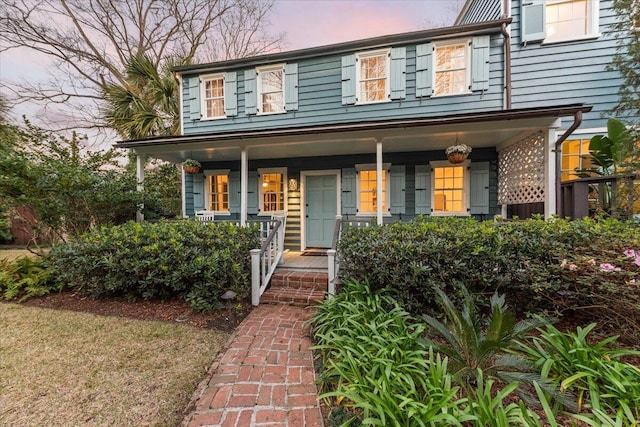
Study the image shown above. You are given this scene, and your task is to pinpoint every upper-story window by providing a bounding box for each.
[521,0,599,44]
[356,49,390,104]
[201,74,225,119]
[257,64,285,114]
[546,0,592,42]
[434,39,470,97]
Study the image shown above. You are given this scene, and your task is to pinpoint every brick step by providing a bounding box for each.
[269,270,328,290]
[261,286,325,307]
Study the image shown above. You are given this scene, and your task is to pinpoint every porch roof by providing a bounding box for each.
[116,104,592,164]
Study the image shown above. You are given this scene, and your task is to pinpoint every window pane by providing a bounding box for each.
[260,69,284,113]
[358,53,387,103]
[203,77,224,118]
[433,166,464,212]
[261,173,284,211]
[358,169,386,212]
[209,175,229,211]
[546,0,587,41]
[561,138,593,181]
[262,92,284,113]
[261,70,283,92]
[434,44,467,96]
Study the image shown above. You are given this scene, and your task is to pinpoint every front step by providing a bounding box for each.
[261,269,327,307]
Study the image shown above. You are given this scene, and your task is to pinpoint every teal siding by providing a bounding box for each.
[510,0,638,130]
[182,36,505,134]
[458,0,502,24]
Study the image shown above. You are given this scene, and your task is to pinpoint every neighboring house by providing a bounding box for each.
[118,0,634,251]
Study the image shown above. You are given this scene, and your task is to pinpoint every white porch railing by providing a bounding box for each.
[250,215,285,306]
[327,215,375,297]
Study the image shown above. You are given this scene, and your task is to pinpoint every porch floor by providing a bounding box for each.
[280,251,328,271]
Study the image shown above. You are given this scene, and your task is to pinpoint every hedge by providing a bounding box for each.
[47,220,260,311]
[338,216,640,341]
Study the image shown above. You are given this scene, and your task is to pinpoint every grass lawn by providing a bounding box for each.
[0,303,229,426]
[0,248,42,261]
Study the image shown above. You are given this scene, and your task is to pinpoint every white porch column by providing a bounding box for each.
[241,148,248,226]
[136,153,145,223]
[376,141,383,226]
[545,125,559,218]
[181,167,187,218]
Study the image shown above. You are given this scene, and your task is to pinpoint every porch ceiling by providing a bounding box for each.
[121,105,591,164]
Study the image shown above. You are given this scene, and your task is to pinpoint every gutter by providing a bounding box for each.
[501,23,512,110]
[554,110,583,217]
[117,104,592,148]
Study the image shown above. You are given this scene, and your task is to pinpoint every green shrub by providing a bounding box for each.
[338,216,640,341]
[47,220,259,311]
[0,256,62,301]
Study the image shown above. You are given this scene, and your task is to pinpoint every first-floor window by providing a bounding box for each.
[561,139,592,181]
[206,172,229,212]
[259,168,286,213]
[357,165,388,215]
[431,162,468,214]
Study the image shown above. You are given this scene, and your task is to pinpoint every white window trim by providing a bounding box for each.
[429,160,471,217]
[432,38,472,97]
[355,48,391,105]
[256,64,286,116]
[355,163,391,217]
[257,167,288,216]
[200,73,226,120]
[203,169,231,215]
[541,0,600,45]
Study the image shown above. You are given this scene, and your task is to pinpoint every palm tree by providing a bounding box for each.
[103,54,188,140]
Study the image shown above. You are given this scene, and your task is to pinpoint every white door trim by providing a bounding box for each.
[300,170,341,251]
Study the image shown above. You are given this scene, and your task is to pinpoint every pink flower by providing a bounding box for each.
[599,263,617,272]
[624,249,636,258]
[588,259,596,266]
[629,279,637,285]
[635,255,640,267]
[569,264,578,271]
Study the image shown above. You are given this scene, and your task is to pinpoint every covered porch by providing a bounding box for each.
[120,104,591,251]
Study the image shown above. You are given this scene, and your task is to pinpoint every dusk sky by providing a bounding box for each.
[0,0,463,121]
[271,0,463,50]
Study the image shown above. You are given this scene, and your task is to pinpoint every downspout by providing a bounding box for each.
[501,23,512,110]
[554,111,583,217]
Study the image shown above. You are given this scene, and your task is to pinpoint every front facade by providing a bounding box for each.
[120,0,634,250]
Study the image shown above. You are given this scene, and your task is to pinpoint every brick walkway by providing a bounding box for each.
[182,305,323,427]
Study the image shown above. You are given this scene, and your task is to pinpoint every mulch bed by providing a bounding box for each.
[19,291,253,333]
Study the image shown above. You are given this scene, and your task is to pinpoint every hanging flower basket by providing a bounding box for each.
[447,152,468,164]
[445,144,472,164]
[182,159,201,174]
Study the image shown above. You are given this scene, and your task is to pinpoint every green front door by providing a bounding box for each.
[305,174,337,248]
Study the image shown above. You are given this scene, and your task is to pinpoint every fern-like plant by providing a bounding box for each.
[419,288,568,408]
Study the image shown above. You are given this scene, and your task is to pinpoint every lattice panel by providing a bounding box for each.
[498,131,545,205]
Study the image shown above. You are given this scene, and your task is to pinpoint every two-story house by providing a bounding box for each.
[118,0,632,251]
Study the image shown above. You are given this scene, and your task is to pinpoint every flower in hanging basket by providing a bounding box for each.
[445,144,472,156]
[182,159,201,174]
[445,144,472,164]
